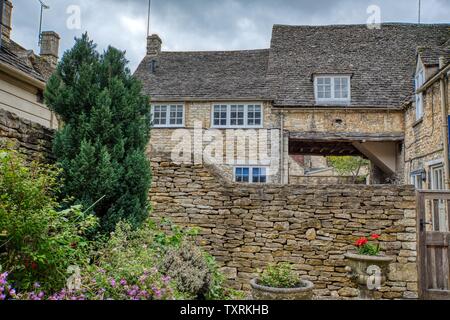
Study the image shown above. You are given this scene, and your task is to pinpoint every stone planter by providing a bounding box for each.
[250,278,314,300]
[344,253,394,299]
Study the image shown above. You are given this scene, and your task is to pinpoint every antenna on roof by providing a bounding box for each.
[147,0,152,37]
[38,0,50,46]
[418,0,422,24]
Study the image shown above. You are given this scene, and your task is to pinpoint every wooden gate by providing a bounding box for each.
[417,191,450,300]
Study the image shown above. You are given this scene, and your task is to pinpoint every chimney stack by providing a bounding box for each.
[1,0,13,41]
[147,34,162,56]
[40,31,60,68]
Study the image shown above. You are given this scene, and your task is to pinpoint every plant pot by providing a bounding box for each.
[344,252,394,299]
[250,278,314,300]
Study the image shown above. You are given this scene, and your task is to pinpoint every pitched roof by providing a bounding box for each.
[418,42,450,67]
[134,49,270,101]
[134,23,450,108]
[0,40,53,83]
[267,23,449,108]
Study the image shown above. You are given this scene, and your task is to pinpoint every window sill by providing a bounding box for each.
[211,126,264,130]
[152,126,186,129]
[412,118,423,128]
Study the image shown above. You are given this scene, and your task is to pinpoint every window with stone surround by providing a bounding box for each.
[234,166,267,183]
[212,104,263,128]
[314,75,351,104]
[151,104,184,128]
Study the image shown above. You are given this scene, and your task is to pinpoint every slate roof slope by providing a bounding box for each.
[0,40,53,83]
[134,49,270,101]
[267,23,450,108]
[418,42,450,67]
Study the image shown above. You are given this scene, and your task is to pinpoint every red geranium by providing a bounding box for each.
[353,234,381,256]
[355,237,368,247]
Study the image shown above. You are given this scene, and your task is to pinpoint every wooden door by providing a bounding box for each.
[417,191,450,300]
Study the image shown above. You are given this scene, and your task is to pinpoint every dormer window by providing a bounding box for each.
[314,75,351,104]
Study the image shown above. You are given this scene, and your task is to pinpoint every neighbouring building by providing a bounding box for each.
[135,23,450,186]
[405,40,450,191]
[0,0,59,130]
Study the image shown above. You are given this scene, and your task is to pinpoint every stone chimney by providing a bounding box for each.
[1,0,13,41]
[147,34,162,56]
[40,31,60,68]
[439,56,446,70]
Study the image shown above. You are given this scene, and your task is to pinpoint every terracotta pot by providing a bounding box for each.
[344,253,394,299]
[250,278,314,300]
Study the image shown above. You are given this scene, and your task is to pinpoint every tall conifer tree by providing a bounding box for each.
[45,34,152,232]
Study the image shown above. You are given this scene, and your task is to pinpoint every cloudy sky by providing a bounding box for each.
[11,0,450,71]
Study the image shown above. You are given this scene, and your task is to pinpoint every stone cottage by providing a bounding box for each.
[135,23,450,186]
[0,0,60,159]
[405,39,450,191]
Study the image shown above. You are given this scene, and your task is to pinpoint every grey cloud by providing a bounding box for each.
[11,0,450,71]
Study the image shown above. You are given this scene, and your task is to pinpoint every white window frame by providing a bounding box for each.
[430,164,445,191]
[233,166,269,184]
[211,103,264,129]
[415,63,425,120]
[151,104,185,128]
[314,75,351,104]
[410,170,424,190]
[429,163,448,232]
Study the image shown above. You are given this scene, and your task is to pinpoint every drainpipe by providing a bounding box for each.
[280,112,285,184]
[439,57,450,190]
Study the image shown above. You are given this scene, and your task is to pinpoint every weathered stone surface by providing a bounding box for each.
[338,287,359,298]
[389,263,418,282]
[0,109,54,162]
[149,154,419,300]
[306,228,317,241]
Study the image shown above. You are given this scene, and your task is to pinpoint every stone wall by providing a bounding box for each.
[283,109,405,135]
[149,153,419,299]
[0,109,54,161]
[289,175,361,185]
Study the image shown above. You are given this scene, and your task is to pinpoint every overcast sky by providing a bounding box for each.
[11,0,450,71]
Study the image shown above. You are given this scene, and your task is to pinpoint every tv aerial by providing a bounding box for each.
[38,0,50,46]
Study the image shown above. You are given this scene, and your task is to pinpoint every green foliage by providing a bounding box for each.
[45,33,152,232]
[327,156,369,182]
[160,242,212,299]
[259,263,301,289]
[0,149,98,291]
[203,253,245,300]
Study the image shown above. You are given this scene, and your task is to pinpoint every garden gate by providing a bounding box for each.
[417,191,450,299]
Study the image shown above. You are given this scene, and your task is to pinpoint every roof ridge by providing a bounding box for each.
[273,22,450,29]
[160,48,270,54]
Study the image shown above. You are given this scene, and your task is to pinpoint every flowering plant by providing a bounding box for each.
[354,234,381,256]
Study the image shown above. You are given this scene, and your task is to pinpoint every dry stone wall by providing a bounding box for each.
[149,152,419,299]
[0,109,54,162]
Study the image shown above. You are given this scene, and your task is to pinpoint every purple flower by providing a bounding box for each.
[120,279,127,286]
[162,275,171,283]
[110,279,116,287]
[33,283,41,289]
[9,289,16,296]
[0,294,6,300]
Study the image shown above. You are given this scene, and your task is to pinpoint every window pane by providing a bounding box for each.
[230,105,244,126]
[247,105,262,126]
[242,168,249,183]
[317,78,332,99]
[152,105,168,125]
[214,105,228,126]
